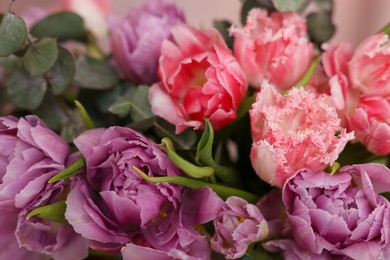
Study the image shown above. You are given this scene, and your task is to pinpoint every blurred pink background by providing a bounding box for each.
[1,0,390,47]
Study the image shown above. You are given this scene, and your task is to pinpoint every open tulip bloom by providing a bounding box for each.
[1,0,390,259]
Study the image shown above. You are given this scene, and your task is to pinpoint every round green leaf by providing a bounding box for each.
[23,37,59,76]
[108,99,132,117]
[30,11,86,42]
[0,12,27,57]
[130,85,153,122]
[272,0,309,12]
[47,47,75,95]
[74,56,119,90]
[7,69,47,110]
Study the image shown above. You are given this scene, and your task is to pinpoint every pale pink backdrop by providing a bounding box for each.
[1,0,390,47]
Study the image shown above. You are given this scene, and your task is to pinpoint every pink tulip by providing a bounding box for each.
[349,34,390,96]
[149,24,248,133]
[249,82,354,187]
[232,8,313,90]
[322,34,390,155]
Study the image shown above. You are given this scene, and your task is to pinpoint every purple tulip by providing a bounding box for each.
[0,212,46,260]
[263,239,334,260]
[66,127,222,258]
[211,196,269,259]
[0,115,89,259]
[282,164,390,259]
[108,0,185,84]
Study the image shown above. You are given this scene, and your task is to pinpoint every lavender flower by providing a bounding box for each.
[281,164,390,259]
[66,127,222,258]
[108,0,185,84]
[0,115,88,259]
[211,196,269,259]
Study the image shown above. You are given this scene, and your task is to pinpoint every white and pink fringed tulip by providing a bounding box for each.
[249,82,354,188]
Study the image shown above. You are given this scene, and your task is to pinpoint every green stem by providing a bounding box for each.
[295,55,320,88]
[132,166,259,203]
[161,138,214,179]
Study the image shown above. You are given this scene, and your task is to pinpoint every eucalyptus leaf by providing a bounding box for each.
[34,92,66,131]
[23,37,59,76]
[0,12,27,57]
[272,0,309,12]
[74,56,119,89]
[130,85,153,122]
[30,11,86,42]
[126,116,157,133]
[96,82,135,112]
[108,99,131,117]
[315,0,333,13]
[307,12,335,45]
[0,55,21,74]
[47,47,75,95]
[7,69,47,110]
[26,200,67,224]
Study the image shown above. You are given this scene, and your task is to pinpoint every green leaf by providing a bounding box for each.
[74,56,119,89]
[382,192,390,201]
[7,69,47,110]
[96,82,135,113]
[272,0,310,12]
[161,137,214,179]
[0,12,27,57]
[60,109,86,142]
[127,116,157,133]
[196,119,214,165]
[130,85,153,122]
[307,12,335,45]
[47,47,75,95]
[315,0,333,13]
[213,20,234,49]
[74,100,95,129]
[108,99,132,117]
[195,120,242,187]
[49,156,85,183]
[27,200,67,224]
[236,95,256,120]
[34,92,66,131]
[30,11,86,42]
[0,55,22,74]
[23,37,59,76]
[380,22,390,36]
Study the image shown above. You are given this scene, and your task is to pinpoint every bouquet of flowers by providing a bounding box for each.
[1,0,390,259]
